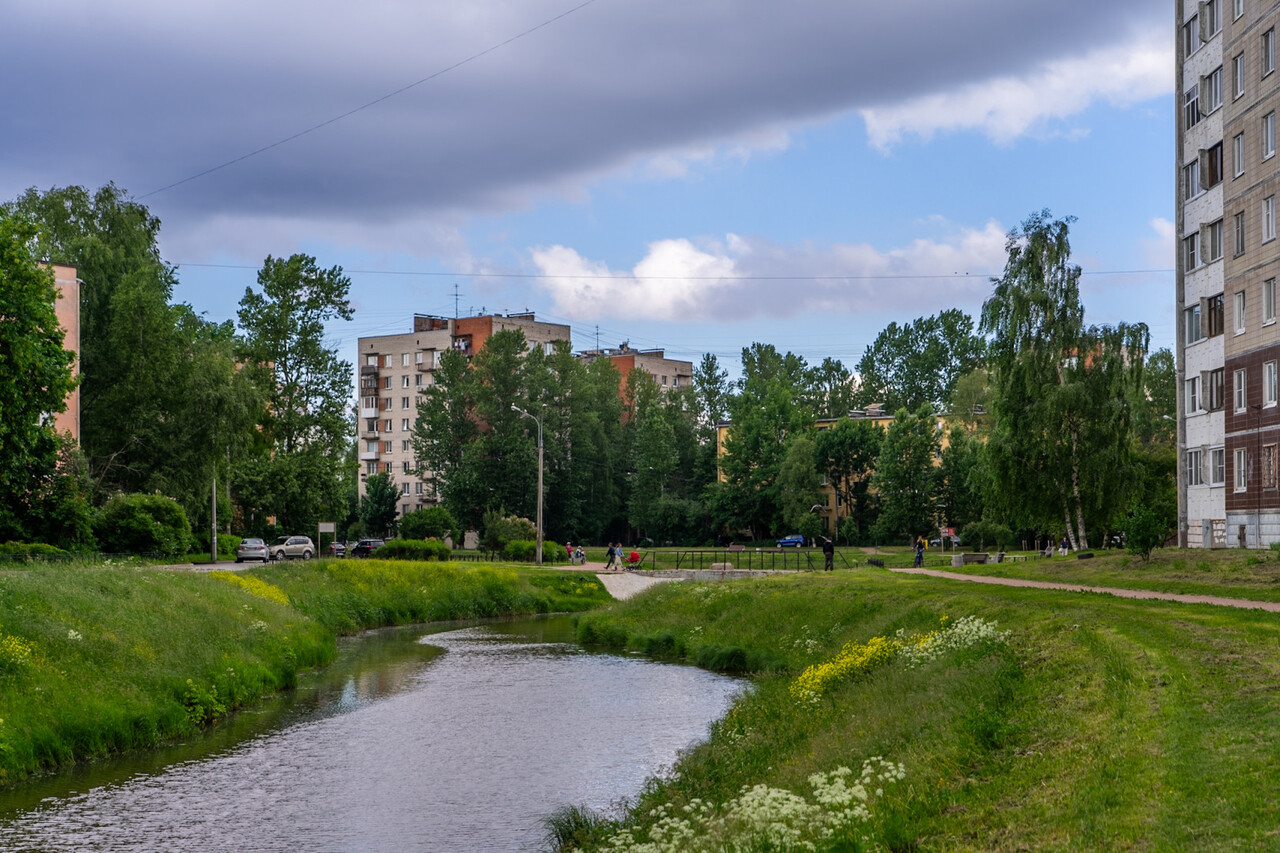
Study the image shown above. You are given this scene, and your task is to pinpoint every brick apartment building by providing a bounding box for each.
[576,342,694,396]
[355,313,571,519]
[1178,0,1280,547]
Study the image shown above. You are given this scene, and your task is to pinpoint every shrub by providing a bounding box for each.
[375,538,452,561]
[961,520,1013,551]
[501,539,567,563]
[481,511,537,553]
[1120,500,1168,562]
[0,541,69,561]
[398,506,459,544]
[94,493,192,557]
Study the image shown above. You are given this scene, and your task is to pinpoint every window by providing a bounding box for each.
[1186,448,1204,486]
[381,397,392,411]
[402,461,410,474]
[1209,293,1226,336]
[1234,133,1245,177]
[382,354,392,368]
[661,375,668,386]
[1266,278,1277,324]
[1205,67,1224,112]
[415,351,425,365]
[366,355,379,367]
[1203,143,1224,187]
[382,376,392,390]
[1185,84,1201,130]
[1186,303,1203,343]
[1235,0,1244,20]
[383,419,392,432]
[1184,159,1201,199]
[1209,368,1226,411]
[383,462,392,474]
[415,373,423,386]
[366,418,378,434]
[1266,29,1276,76]
[401,375,410,388]
[1235,290,1247,333]
[1186,233,1200,269]
[401,396,410,409]
[383,440,392,453]
[1235,211,1247,256]
[1185,16,1201,56]
[415,482,423,495]
[1265,112,1276,158]
[1186,376,1201,414]
[1267,445,1279,489]
[1206,0,1222,36]
[1236,448,1249,491]
[1235,53,1246,99]
[401,353,410,367]
[401,417,411,431]
[1266,195,1276,242]
[401,482,410,495]
[1235,368,1248,412]
[1207,219,1224,261]
[1266,361,1278,405]
[366,440,378,453]
[1212,448,1226,485]
[366,461,378,475]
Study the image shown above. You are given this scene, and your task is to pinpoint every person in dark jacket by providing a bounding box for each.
[821,537,835,571]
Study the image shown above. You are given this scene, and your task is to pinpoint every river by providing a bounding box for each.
[0,615,743,852]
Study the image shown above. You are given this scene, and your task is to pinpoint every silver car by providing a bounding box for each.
[236,537,269,563]
[270,535,315,561]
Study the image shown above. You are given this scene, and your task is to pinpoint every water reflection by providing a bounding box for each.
[0,616,742,852]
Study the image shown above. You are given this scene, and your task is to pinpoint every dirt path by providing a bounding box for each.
[889,567,1280,613]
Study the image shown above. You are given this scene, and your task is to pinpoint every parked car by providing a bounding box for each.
[236,537,269,563]
[349,538,385,558]
[270,535,315,561]
[329,541,346,558]
[929,535,962,549]
[775,534,806,548]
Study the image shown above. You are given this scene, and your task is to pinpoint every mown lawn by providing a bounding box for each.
[562,570,1280,851]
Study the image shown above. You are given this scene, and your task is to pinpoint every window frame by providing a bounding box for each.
[1265,112,1276,159]
[1212,447,1226,485]
[1235,210,1247,255]
[1186,303,1204,344]
[1235,290,1247,334]
[1234,132,1246,178]
[1235,367,1248,412]
[1186,448,1205,486]
[1266,278,1277,324]
[1185,84,1201,130]
[1235,52,1246,99]
[1186,376,1201,414]
[1266,195,1277,242]
[1186,232,1201,269]
[1266,29,1277,77]
[1236,447,1249,491]
[1209,367,1226,411]
[1266,361,1279,407]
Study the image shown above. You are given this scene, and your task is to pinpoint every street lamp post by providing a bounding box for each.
[513,405,544,565]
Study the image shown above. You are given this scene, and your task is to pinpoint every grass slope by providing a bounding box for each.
[567,571,1280,851]
[0,560,608,784]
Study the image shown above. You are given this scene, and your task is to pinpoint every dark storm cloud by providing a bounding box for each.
[1,0,1165,231]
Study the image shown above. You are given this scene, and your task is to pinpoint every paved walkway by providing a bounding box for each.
[889,567,1280,613]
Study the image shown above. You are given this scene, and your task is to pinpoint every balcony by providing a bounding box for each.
[360,364,379,376]
[359,451,380,462]
[359,407,379,419]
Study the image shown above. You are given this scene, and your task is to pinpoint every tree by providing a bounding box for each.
[777,436,823,536]
[0,213,77,540]
[360,473,399,538]
[937,424,985,532]
[809,357,858,419]
[870,406,941,543]
[399,505,458,543]
[812,418,883,543]
[237,254,354,533]
[980,211,1149,550]
[855,310,986,413]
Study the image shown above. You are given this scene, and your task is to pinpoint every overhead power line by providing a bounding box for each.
[173,262,1174,281]
[139,0,605,200]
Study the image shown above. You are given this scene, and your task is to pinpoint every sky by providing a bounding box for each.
[3,0,1176,378]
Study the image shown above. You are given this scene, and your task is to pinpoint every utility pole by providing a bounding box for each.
[210,475,218,562]
[512,405,544,565]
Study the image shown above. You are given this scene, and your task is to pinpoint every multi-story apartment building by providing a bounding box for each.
[355,312,571,520]
[49,264,80,442]
[1178,0,1280,548]
[576,342,694,396]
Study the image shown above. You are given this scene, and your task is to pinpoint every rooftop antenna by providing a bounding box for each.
[595,324,599,351]
[453,283,460,320]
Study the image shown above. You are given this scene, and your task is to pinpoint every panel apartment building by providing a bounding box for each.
[1178,0,1280,547]
[575,342,694,395]
[355,312,571,519]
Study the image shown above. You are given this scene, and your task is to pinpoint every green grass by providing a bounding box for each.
[0,559,609,785]
[566,571,1280,850]
[933,546,1280,602]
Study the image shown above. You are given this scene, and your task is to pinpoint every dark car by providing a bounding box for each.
[349,538,385,558]
[775,534,806,547]
[329,541,346,558]
[929,535,962,549]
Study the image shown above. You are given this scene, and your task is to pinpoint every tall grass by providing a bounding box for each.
[568,572,1280,850]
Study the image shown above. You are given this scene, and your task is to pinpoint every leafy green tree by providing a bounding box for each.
[412,347,478,511]
[980,211,1149,550]
[856,310,986,413]
[359,472,399,538]
[812,418,883,542]
[627,372,678,540]
[237,254,354,533]
[938,425,985,531]
[95,493,192,557]
[870,406,941,543]
[398,505,458,543]
[1120,500,1167,562]
[809,357,858,419]
[777,436,823,535]
[0,213,77,540]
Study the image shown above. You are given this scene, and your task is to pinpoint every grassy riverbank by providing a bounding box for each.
[0,560,608,784]
[563,571,1280,851]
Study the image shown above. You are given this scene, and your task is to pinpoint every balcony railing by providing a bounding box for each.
[360,364,379,375]
[359,407,379,419]
[359,451,380,461]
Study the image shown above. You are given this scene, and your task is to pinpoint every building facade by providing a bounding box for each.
[50,264,80,442]
[576,343,694,396]
[1179,0,1280,548]
[355,313,571,520]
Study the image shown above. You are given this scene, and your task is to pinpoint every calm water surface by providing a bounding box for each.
[0,616,743,852]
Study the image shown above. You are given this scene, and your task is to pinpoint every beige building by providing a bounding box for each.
[576,342,694,396]
[1178,0,1280,547]
[355,312,571,519]
[50,264,80,441]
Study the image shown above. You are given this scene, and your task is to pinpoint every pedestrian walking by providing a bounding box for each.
[606,542,617,571]
[914,536,925,568]
[821,536,834,571]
